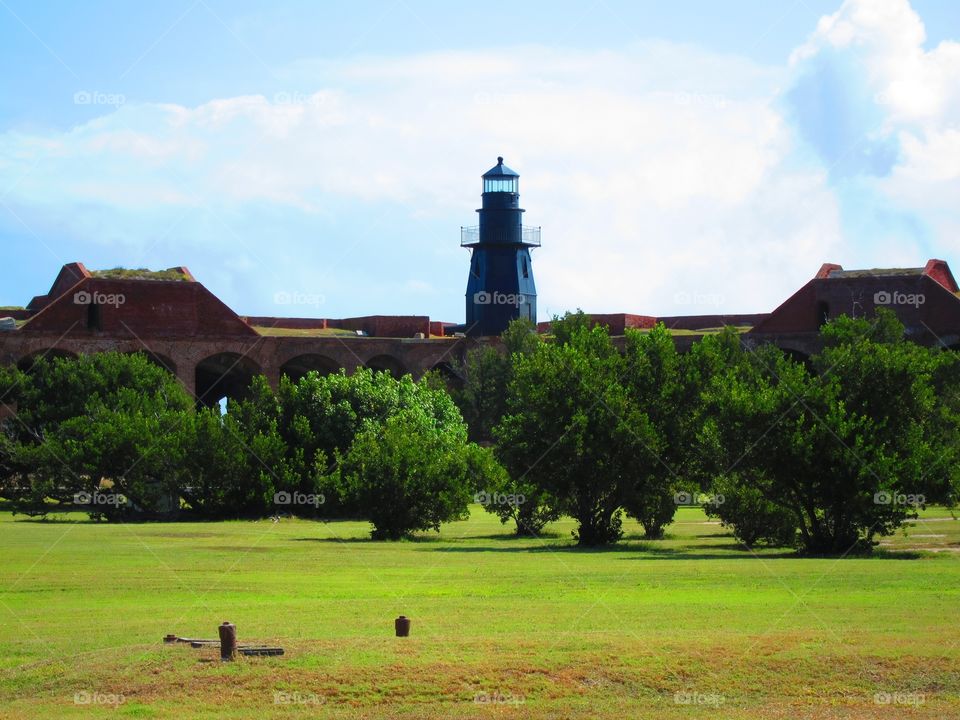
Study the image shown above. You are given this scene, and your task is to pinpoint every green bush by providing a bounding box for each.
[495,318,658,546]
[329,407,479,539]
[3,352,193,518]
[704,475,797,547]
[700,312,960,555]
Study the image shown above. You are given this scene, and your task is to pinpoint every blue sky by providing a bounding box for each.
[2,0,958,321]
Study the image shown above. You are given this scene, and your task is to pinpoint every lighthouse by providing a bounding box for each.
[462,157,540,336]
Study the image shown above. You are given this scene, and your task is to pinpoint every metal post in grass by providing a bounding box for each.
[218,621,237,660]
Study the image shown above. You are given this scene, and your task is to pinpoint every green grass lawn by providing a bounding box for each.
[0,506,958,719]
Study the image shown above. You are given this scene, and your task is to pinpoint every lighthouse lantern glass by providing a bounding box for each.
[484,177,518,193]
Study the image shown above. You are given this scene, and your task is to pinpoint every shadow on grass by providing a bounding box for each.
[415,539,754,556]
[469,531,568,541]
[8,516,100,524]
[292,526,572,544]
[419,542,926,560]
[4,513,184,525]
[624,545,926,560]
[682,542,759,551]
[418,544,793,557]
[291,536,375,543]
[621,545,798,560]
[292,533,448,544]
[6,514,303,525]
[869,549,926,560]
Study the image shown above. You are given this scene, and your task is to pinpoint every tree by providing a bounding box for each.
[12,351,192,437]
[180,378,303,518]
[0,365,28,492]
[704,474,797,547]
[549,309,592,346]
[279,367,478,531]
[701,312,960,554]
[619,324,690,538]
[179,406,248,516]
[452,344,511,443]
[34,389,189,519]
[329,406,479,539]
[278,368,455,473]
[451,318,540,443]
[4,352,194,518]
[495,323,658,545]
[449,319,561,535]
[472,443,562,536]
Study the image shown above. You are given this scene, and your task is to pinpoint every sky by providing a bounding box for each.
[1,0,958,322]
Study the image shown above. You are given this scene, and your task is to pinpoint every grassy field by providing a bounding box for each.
[0,506,958,719]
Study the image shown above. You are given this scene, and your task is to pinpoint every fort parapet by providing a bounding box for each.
[1,259,958,407]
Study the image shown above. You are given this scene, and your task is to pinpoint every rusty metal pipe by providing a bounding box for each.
[218,622,237,661]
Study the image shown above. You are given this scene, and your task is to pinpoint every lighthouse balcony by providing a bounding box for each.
[460,225,541,247]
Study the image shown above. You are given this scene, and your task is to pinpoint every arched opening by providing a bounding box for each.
[279,354,341,382]
[16,348,77,372]
[781,348,810,365]
[124,350,177,376]
[816,301,830,328]
[779,347,813,372]
[86,301,101,331]
[365,354,407,379]
[430,361,463,389]
[195,353,262,409]
[939,336,960,352]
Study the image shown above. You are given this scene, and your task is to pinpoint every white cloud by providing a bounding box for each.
[793,0,959,126]
[788,0,960,259]
[2,10,955,321]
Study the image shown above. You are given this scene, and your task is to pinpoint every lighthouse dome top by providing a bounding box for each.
[483,157,519,177]
[482,157,519,193]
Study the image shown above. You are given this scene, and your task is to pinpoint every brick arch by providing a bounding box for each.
[779,347,811,365]
[772,337,819,361]
[279,353,342,381]
[16,347,77,372]
[124,350,177,375]
[430,361,463,388]
[937,334,960,351]
[365,354,407,379]
[195,352,262,408]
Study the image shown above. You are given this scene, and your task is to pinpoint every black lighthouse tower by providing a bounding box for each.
[462,157,540,336]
